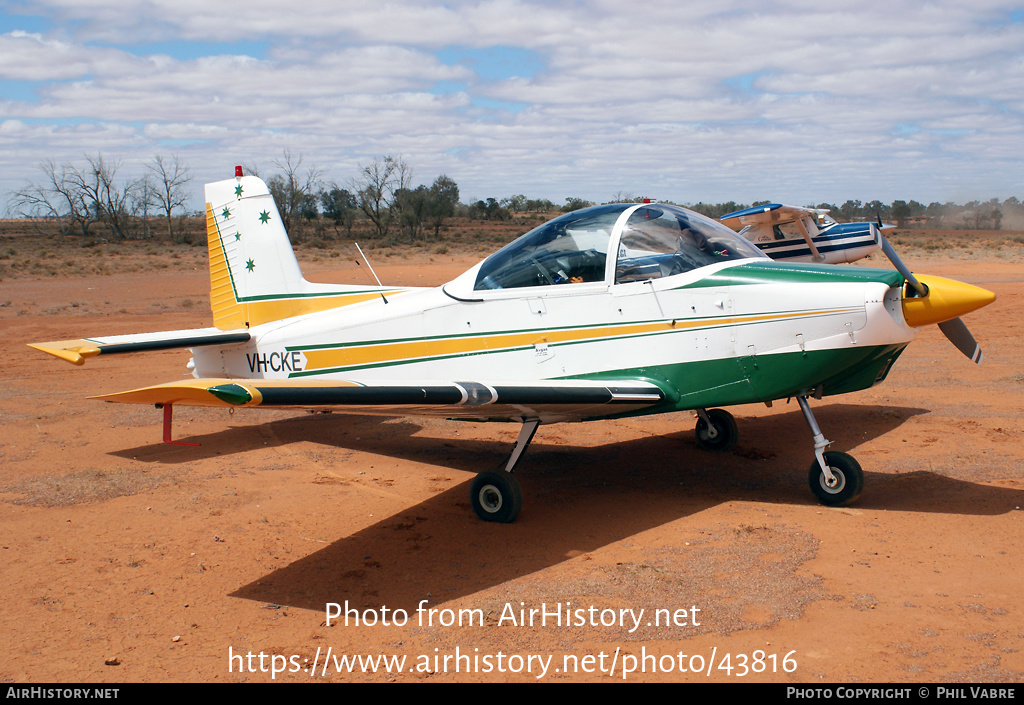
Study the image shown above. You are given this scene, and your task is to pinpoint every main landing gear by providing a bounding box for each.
[469,419,538,523]
[694,397,864,506]
[695,408,738,452]
[471,396,866,522]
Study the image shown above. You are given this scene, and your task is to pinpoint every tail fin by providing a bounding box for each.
[204,172,401,330]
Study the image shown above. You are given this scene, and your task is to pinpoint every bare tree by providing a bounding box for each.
[9,160,99,237]
[609,191,642,204]
[239,160,262,180]
[148,155,192,241]
[67,154,150,239]
[265,150,322,240]
[350,155,412,239]
[10,155,153,239]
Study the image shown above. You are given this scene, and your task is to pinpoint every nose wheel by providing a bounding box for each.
[798,394,864,506]
[808,450,863,506]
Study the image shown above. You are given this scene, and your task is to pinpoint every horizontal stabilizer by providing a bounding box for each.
[29,328,251,366]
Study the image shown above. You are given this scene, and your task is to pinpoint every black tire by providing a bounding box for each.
[470,471,523,523]
[695,408,738,452]
[808,451,864,506]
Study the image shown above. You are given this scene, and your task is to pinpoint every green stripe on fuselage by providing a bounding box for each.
[674,261,904,290]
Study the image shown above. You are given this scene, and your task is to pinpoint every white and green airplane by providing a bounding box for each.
[30,169,995,523]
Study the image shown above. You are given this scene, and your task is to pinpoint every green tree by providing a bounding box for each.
[321,186,357,235]
[562,197,593,212]
[427,175,459,238]
[502,194,526,213]
[865,200,888,220]
[839,200,862,221]
[469,198,509,220]
[525,198,555,212]
[891,200,911,228]
[397,185,430,240]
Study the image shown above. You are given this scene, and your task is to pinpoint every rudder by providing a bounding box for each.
[205,173,312,329]
[203,170,409,330]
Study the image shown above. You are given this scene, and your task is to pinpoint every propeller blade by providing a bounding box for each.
[937,317,983,364]
[873,226,927,297]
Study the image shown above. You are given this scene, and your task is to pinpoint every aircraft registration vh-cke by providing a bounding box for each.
[29,169,996,523]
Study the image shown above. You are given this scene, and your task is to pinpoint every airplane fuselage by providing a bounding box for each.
[192,258,914,418]
[750,222,880,264]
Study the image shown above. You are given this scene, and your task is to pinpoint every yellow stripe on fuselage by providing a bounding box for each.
[241,292,404,328]
[299,307,857,374]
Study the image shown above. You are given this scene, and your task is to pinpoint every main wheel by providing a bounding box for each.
[695,408,738,452]
[470,471,523,523]
[808,451,864,506]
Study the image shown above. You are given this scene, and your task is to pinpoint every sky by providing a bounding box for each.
[1,0,1023,214]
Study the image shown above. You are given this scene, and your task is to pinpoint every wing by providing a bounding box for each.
[719,203,816,229]
[90,377,668,423]
[28,328,252,366]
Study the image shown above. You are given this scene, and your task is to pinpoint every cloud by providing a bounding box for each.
[1,1,1022,207]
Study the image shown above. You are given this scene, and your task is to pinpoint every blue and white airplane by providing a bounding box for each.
[720,203,893,265]
[721,202,983,363]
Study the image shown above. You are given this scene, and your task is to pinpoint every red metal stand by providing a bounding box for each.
[162,404,201,446]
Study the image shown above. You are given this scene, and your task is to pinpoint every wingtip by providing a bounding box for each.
[87,379,262,407]
[28,341,100,366]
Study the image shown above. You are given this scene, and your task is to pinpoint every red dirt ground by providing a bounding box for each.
[1,253,1021,683]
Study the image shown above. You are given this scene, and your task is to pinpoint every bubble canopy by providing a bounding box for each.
[473,202,767,291]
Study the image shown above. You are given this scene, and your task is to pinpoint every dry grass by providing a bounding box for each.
[2,468,176,507]
[0,215,545,280]
[885,229,1024,260]
[2,218,1023,282]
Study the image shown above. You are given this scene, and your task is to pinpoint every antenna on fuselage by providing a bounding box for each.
[354,242,388,304]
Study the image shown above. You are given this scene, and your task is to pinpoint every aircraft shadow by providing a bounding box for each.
[217,404,1024,614]
[110,410,424,464]
[112,401,915,467]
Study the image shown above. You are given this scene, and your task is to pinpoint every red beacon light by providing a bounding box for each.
[235,165,243,178]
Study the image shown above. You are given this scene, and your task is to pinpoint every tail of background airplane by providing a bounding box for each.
[204,169,400,330]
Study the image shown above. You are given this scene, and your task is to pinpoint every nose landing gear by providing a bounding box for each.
[797,394,863,506]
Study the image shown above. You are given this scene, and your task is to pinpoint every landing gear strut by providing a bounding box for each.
[695,408,738,451]
[797,394,863,506]
[469,419,538,523]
